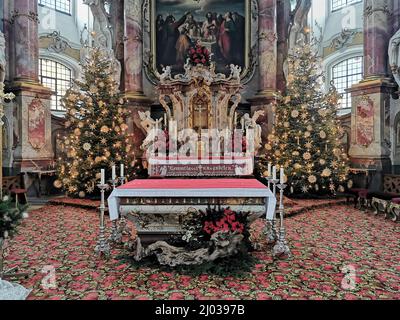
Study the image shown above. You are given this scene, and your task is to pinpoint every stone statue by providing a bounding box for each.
[138,110,162,134]
[0,31,6,84]
[289,0,312,51]
[228,64,242,81]
[84,0,121,85]
[241,110,265,154]
[158,66,173,83]
[389,28,400,87]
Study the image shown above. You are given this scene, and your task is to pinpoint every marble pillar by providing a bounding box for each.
[248,0,278,148]
[124,0,151,158]
[393,0,400,32]
[110,0,125,90]
[349,0,396,171]
[6,0,53,172]
[11,0,39,83]
[257,0,278,98]
[124,0,146,99]
[276,0,291,94]
[363,0,393,79]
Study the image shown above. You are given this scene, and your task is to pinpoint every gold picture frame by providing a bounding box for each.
[149,0,252,80]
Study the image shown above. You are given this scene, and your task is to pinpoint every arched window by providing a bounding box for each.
[39,59,72,112]
[39,0,71,15]
[331,56,363,110]
[331,0,362,12]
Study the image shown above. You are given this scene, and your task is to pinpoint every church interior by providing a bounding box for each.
[0,0,399,301]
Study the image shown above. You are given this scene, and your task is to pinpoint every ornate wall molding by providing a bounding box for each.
[330,29,357,50]
[364,2,391,18]
[10,10,40,25]
[43,31,72,54]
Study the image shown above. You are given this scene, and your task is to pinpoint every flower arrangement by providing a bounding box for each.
[180,206,251,250]
[187,43,211,66]
[203,208,245,236]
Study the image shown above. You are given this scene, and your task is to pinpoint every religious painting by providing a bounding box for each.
[28,97,46,150]
[151,0,250,76]
[356,96,374,147]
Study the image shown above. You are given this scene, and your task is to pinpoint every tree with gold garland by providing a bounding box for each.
[55,48,134,198]
[258,43,349,196]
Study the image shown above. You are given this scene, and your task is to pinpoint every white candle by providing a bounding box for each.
[120,164,124,177]
[268,163,272,177]
[112,165,116,180]
[272,166,277,180]
[101,169,105,185]
[164,113,167,129]
[280,167,285,184]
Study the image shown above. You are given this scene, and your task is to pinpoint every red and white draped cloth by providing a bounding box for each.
[107,179,277,221]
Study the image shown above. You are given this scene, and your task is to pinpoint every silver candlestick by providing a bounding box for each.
[119,176,126,186]
[273,183,291,259]
[95,183,111,257]
[264,177,279,245]
[109,178,122,244]
[117,176,128,236]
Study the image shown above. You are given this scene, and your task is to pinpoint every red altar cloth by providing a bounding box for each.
[118,179,268,190]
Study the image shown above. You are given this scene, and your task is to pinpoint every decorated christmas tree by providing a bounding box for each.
[0,197,28,241]
[55,48,134,198]
[258,43,349,196]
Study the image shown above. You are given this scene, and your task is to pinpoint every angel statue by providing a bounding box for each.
[241,110,265,154]
[389,27,400,87]
[138,110,163,134]
[158,66,173,83]
[229,64,242,82]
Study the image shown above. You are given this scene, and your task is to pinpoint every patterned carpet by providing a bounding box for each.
[3,204,400,300]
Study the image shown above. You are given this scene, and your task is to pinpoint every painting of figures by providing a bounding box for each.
[153,0,248,75]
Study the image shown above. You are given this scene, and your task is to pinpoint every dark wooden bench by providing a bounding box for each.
[370,175,400,220]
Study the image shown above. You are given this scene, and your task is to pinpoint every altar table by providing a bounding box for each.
[108,179,277,224]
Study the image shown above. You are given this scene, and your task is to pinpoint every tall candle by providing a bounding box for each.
[272,166,277,180]
[164,113,167,129]
[280,167,285,184]
[112,165,116,180]
[120,164,124,177]
[268,163,272,177]
[101,169,105,185]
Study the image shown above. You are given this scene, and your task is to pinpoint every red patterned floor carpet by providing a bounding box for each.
[3,204,400,300]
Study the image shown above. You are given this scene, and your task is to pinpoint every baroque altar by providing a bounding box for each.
[107,61,275,247]
[138,61,264,177]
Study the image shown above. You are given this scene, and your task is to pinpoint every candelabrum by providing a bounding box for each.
[109,178,122,244]
[265,177,279,245]
[273,183,292,259]
[95,183,111,257]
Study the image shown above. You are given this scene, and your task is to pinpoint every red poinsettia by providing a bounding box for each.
[202,209,245,235]
[188,43,210,66]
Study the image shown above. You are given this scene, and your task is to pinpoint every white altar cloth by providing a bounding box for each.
[107,179,277,221]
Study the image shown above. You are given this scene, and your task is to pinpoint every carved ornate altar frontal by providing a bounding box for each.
[108,179,276,238]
